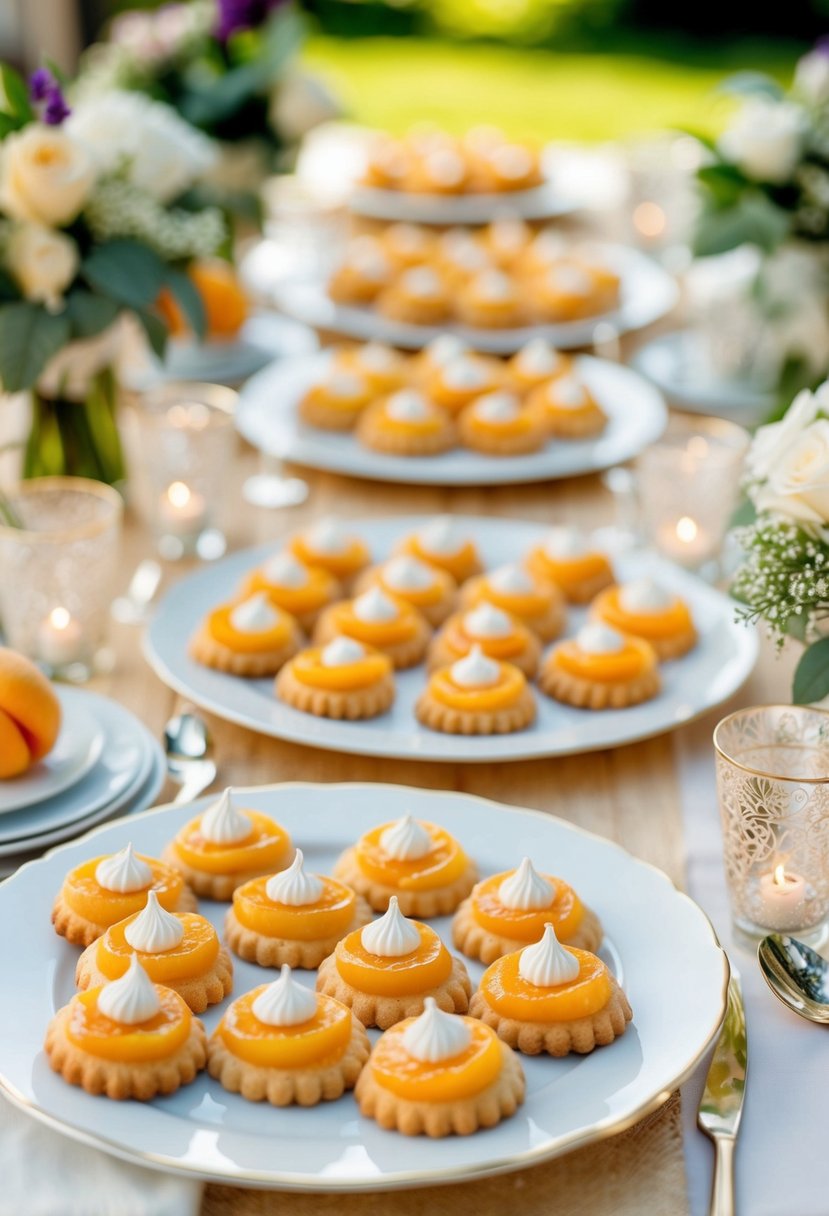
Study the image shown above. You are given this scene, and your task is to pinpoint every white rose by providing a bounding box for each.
[795,48,829,106]
[719,98,806,184]
[270,71,342,142]
[0,125,94,226]
[747,386,822,481]
[6,224,78,310]
[753,418,829,524]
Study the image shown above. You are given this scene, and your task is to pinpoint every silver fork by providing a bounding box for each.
[164,711,217,805]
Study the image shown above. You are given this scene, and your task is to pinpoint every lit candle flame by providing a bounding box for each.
[633,201,666,239]
[49,607,71,631]
[773,863,789,888]
[167,482,191,509]
[675,516,698,543]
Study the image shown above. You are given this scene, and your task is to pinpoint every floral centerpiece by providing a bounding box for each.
[732,380,829,702]
[692,41,829,401]
[78,0,340,218]
[0,63,226,484]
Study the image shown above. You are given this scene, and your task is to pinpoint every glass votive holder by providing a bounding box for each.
[636,415,750,573]
[125,382,237,561]
[0,477,123,681]
[714,705,829,950]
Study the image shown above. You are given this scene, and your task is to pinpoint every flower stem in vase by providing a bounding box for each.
[24,369,125,487]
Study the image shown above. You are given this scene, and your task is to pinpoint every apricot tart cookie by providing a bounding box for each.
[163,788,295,901]
[275,636,395,720]
[526,526,614,604]
[395,517,483,584]
[481,216,532,268]
[355,998,525,1137]
[428,602,541,679]
[413,334,470,384]
[334,813,477,917]
[314,586,431,670]
[458,391,548,456]
[435,229,491,287]
[328,236,391,305]
[382,222,435,268]
[470,923,632,1057]
[377,267,450,326]
[527,374,607,439]
[590,578,697,660]
[76,891,233,1014]
[426,354,503,414]
[288,518,371,591]
[189,591,302,678]
[298,369,373,431]
[452,856,602,964]
[226,848,372,969]
[457,270,523,329]
[507,338,572,394]
[355,556,457,627]
[45,956,207,1100]
[208,965,370,1107]
[460,563,566,642]
[356,389,456,456]
[539,623,660,710]
[416,646,535,736]
[239,551,340,633]
[316,897,471,1030]
[332,341,409,394]
[531,263,601,323]
[53,843,196,948]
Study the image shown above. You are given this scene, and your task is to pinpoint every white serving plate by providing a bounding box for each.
[349,178,576,225]
[273,245,679,354]
[0,693,163,851]
[0,687,103,815]
[143,516,757,763]
[0,783,728,1190]
[236,352,667,487]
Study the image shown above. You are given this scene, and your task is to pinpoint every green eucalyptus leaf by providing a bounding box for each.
[793,638,829,704]
[730,497,757,528]
[65,291,121,341]
[163,268,206,341]
[0,302,70,392]
[0,65,33,122]
[82,240,167,311]
[135,308,168,360]
[693,193,791,257]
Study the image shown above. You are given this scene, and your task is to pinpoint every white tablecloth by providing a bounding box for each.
[677,716,829,1216]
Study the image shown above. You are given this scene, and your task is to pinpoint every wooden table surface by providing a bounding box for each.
[94,439,788,1216]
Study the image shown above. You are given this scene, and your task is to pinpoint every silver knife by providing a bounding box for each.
[698,973,747,1216]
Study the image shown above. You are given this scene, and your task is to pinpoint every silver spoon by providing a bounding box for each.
[758,934,829,1023]
[164,710,217,805]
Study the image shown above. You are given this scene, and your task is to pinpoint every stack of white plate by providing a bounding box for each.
[0,687,165,877]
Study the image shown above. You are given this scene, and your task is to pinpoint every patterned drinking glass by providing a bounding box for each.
[714,705,829,949]
[0,477,123,680]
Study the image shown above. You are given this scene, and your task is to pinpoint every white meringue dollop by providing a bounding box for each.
[518,923,580,987]
[380,814,433,861]
[443,358,488,390]
[386,390,432,422]
[619,578,675,614]
[530,231,567,264]
[474,392,520,424]
[475,270,513,300]
[360,341,399,371]
[463,602,513,639]
[489,217,528,252]
[97,956,160,1025]
[383,556,435,591]
[353,586,400,623]
[425,147,464,187]
[321,636,366,667]
[360,896,421,957]
[547,264,592,295]
[548,376,588,409]
[347,237,389,281]
[266,849,324,906]
[252,965,318,1027]
[489,564,535,594]
[306,518,350,555]
[95,843,153,894]
[450,643,501,688]
[401,997,471,1062]
[327,372,365,399]
[498,856,555,910]
[230,592,280,634]
[262,552,309,588]
[491,145,533,179]
[387,223,427,253]
[402,267,440,297]
[516,338,562,376]
[576,623,625,655]
[543,526,589,559]
[425,334,469,367]
[124,889,185,953]
[199,788,253,845]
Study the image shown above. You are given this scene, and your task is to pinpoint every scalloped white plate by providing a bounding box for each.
[143,515,757,763]
[236,352,667,486]
[273,245,679,354]
[0,688,103,815]
[349,178,575,225]
[0,783,727,1190]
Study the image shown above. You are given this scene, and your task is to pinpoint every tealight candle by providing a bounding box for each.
[158,482,208,538]
[37,607,85,668]
[655,516,714,568]
[758,864,807,932]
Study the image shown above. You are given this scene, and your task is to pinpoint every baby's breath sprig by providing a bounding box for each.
[732,519,829,644]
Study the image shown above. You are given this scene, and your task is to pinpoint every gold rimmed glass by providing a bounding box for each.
[124,382,237,561]
[0,477,123,680]
[714,705,829,948]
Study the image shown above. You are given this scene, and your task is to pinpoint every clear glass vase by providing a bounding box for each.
[23,367,125,487]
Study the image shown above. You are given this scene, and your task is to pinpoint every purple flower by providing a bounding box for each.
[29,67,53,103]
[216,0,284,41]
[28,67,71,124]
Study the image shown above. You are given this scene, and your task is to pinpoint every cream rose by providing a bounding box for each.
[753,419,829,525]
[719,98,805,184]
[6,224,78,310]
[747,386,821,482]
[0,125,94,226]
